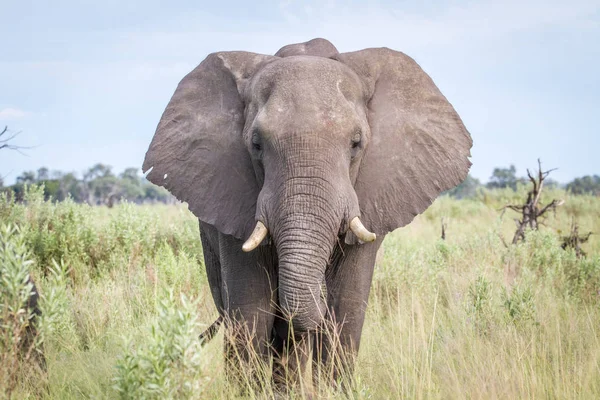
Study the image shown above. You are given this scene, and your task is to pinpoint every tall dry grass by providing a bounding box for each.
[1,185,598,398]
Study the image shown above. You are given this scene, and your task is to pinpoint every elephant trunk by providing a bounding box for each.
[277,237,331,332]
[272,180,344,332]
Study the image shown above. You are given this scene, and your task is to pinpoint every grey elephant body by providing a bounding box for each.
[143,38,472,386]
[199,218,382,369]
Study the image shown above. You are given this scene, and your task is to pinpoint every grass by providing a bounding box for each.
[1,184,599,399]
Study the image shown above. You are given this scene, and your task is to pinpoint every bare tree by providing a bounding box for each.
[561,221,593,258]
[0,126,30,154]
[500,159,564,244]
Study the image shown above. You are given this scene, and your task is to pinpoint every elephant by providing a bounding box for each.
[142,37,472,389]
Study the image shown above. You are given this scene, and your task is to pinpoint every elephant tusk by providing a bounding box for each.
[349,217,376,243]
[242,221,268,252]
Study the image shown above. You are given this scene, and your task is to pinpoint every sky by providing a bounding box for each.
[1,0,598,184]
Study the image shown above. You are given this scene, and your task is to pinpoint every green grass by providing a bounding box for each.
[1,185,599,399]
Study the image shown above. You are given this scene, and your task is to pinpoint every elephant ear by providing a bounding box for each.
[335,48,472,235]
[142,52,276,240]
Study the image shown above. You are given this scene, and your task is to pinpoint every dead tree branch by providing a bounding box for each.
[561,221,593,259]
[501,159,563,244]
[0,126,32,154]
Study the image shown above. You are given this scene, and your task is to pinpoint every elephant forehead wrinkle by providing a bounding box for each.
[259,105,353,140]
[249,58,366,141]
[253,57,360,100]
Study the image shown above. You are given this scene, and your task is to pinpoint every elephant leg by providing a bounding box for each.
[217,232,277,388]
[272,317,313,392]
[199,222,224,313]
[317,236,384,386]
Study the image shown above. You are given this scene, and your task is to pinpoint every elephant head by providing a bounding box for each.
[143,38,472,330]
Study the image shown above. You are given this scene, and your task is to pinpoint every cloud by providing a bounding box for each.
[0,107,31,120]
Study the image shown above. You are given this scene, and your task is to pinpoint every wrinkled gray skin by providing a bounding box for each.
[143,38,472,386]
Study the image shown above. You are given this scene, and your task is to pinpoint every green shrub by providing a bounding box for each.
[113,291,207,399]
[0,185,203,284]
[0,224,40,395]
[502,284,536,325]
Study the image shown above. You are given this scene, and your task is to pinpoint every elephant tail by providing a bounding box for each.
[198,315,223,346]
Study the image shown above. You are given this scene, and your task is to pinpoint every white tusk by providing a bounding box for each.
[242,221,268,252]
[349,217,376,243]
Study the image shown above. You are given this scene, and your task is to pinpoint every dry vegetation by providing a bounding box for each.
[1,184,599,399]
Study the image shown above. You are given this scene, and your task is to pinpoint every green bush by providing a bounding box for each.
[0,185,203,284]
[0,224,39,395]
[502,284,536,325]
[0,223,74,397]
[113,291,208,399]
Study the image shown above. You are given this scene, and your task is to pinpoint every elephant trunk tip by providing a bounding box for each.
[279,294,327,332]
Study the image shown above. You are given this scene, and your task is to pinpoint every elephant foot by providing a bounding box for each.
[271,327,315,398]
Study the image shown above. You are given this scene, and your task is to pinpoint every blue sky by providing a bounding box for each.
[1,0,598,184]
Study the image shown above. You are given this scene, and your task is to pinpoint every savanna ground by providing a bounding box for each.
[1,185,599,399]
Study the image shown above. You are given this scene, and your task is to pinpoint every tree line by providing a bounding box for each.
[1,164,174,205]
[447,165,600,199]
[1,163,598,205]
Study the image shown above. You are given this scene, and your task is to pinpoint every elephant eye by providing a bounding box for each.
[251,131,262,151]
[351,131,362,149]
[350,130,362,159]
